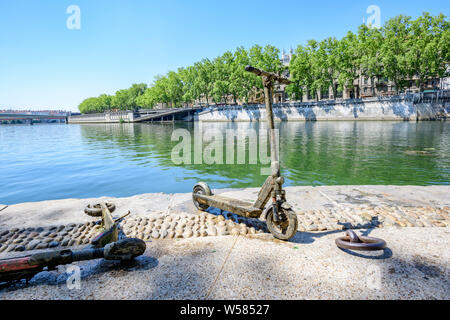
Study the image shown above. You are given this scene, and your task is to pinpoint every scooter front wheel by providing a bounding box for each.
[266,207,298,241]
[192,182,212,211]
[84,203,116,217]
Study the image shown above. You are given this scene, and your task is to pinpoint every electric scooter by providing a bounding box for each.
[192,65,298,241]
[0,203,145,284]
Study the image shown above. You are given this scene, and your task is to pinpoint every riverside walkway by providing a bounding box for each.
[68,107,202,123]
[0,113,68,122]
[133,107,202,122]
[0,186,448,299]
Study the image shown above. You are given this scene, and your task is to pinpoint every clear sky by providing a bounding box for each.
[0,0,448,111]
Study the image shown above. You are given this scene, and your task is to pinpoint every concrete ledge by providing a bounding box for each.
[1,227,449,299]
[0,186,449,299]
[0,186,448,255]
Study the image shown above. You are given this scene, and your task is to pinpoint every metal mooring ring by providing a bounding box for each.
[335,230,387,252]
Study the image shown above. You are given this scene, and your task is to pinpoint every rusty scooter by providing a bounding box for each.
[0,203,145,284]
[192,65,298,241]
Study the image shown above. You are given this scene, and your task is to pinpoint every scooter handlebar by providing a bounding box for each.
[245,65,291,85]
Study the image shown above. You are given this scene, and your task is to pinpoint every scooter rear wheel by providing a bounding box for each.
[192,182,212,211]
[266,207,298,241]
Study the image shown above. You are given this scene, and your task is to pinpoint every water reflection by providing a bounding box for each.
[1,122,448,205]
[79,121,450,188]
[278,121,449,185]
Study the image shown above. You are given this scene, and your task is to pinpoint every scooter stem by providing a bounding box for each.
[262,77,280,178]
[245,65,291,203]
[245,65,291,180]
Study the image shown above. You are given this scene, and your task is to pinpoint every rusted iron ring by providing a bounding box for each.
[84,203,116,217]
[335,230,387,251]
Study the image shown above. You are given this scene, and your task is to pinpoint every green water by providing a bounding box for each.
[0,121,448,205]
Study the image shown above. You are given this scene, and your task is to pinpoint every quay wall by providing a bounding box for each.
[196,99,449,122]
[68,111,135,124]
[67,97,450,123]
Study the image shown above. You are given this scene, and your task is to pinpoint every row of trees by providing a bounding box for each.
[288,12,449,100]
[79,45,284,113]
[78,12,449,113]
[78,84,147,114]
[136,45,285,108]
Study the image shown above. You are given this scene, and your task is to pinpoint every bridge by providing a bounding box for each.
[134,107,203,122]
[68,107,204,123]
[0,113,68,123]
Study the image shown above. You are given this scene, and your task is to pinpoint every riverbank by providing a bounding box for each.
[1,185,449,232]
[0,186,449,300]
[67,95,450,123]
[197,100,450,122]
[0,185,448,253]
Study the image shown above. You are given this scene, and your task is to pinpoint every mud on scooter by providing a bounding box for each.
[192,65,298,241]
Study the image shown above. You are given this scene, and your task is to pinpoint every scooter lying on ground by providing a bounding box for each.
[0,203,146,284]
[192,65,298,241]
[86,202,131,247]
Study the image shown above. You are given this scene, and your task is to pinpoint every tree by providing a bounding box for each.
[249,44,284,74]
[320,37,340,98]
[306,38,340,99]
[405,12,450,91]
[128,83,147,109]
[287,45,313,101]
[380,15,411,93]
[178,66,198,106]
[97,94,112,111]
[111,89,130,110]
[136,88,157,109]
[435,14,450,82]
[166,71,184,107]
[337,31,362,98]
[152,75,170,107]
[358,24,384,95]
[193,59,214,106]
[306,40,322,100]
[231,46,254,104]
[211,51,234,104]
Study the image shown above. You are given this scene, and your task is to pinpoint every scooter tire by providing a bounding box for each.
[192,182,212,211]
[84,203,116,217]
[266,207,298,241]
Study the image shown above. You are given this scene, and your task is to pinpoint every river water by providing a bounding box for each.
[1,121,449,205]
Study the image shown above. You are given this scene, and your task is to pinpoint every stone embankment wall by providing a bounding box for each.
[68,111,135,124]
[196,98,449,122]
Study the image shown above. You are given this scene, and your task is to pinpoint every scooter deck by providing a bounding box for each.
[193,194,262,218]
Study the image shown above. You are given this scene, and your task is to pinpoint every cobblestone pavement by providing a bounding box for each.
[0,186,449,253]
[0,205,449,254]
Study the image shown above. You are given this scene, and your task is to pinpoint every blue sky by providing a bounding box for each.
[0,0,448,111]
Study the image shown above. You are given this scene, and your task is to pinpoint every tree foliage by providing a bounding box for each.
[287,12,449,100]
[79,83,147,114]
